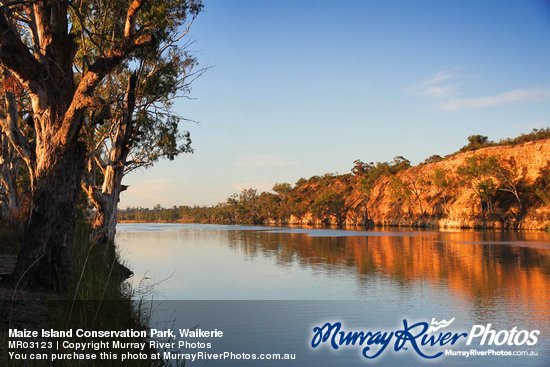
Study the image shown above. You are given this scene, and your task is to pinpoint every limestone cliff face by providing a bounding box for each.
[291,139,550,230]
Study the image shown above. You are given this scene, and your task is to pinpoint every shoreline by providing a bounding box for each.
[117,219,550,232]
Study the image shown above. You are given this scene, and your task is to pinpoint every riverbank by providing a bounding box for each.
[117,219,550,233]
[119,138,550,231]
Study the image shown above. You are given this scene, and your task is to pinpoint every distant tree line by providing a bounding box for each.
[118,131,550,228]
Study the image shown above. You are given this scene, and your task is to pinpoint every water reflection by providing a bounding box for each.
[117,224,550,366]
[221,229,550,320]
[118,224,549,314]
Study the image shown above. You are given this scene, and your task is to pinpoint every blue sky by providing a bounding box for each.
[120,0,550,208]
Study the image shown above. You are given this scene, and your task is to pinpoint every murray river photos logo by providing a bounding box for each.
[310,318,540,360]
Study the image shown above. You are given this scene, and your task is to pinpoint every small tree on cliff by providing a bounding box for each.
[0,0,202,288]
[457,155,527,223]
[456,155,500,218]
[430,168,455,215]
[533,162,550,204]
[492,157,526,221]
[388,173,428,216]
[459,135,491,152]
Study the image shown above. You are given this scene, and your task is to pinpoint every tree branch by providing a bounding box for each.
[31,2,51,52]
[60,33,153,145]
[124,0,145,38]
[0,13,42,90]
[0,1,41,10]
[93,154,107,172]
[0,89,32,167]
[82,181,106,209]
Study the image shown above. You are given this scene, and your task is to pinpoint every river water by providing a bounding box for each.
[117,223,550,366]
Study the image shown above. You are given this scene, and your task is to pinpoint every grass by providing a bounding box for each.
[1,222,176,367]
[54,222,166,366]
[0,222,23,255]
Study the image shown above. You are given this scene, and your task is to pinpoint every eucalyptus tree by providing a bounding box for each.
[0,0,202,288]
[456,155,500,218]
[82,30,202,265]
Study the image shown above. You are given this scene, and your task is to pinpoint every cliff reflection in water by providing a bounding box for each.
[222,229,550,321]
[118,224,550,326]
[117,224,550,366]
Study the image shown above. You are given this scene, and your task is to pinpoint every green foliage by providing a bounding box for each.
[71,0,203,65]
[257,192,280,221]
[294,178,307,188]
[351,159,372,176]
[311,190,347,224]
[460,135,490,153]
[389,176,410,202]
[497,128,550,146]
[423,155,443,164]
[273,182,292,195]
[458,135,488,154]
[432,168,452,191]
[388,173,427,214]
[477,178,497,202]
[429,168,455,215]
[456,155,500,215]
[533,162,550,204]
[271,183,292,220]
[456,155,528,223]
[391,156,412,172]
[454,128,549,155]
[354,157,410,200]
[456,155,499,182]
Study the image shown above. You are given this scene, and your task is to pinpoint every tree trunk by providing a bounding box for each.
[90,166,124,265]
[14,141,85,288]
[88,178,133,281]
[362,202,371,227]
[88,74,137,273]
[0,132,21,222]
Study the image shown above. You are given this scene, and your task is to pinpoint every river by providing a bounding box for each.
[117,223,550,366]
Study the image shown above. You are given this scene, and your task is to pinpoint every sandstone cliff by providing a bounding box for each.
[290,139,550,230]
